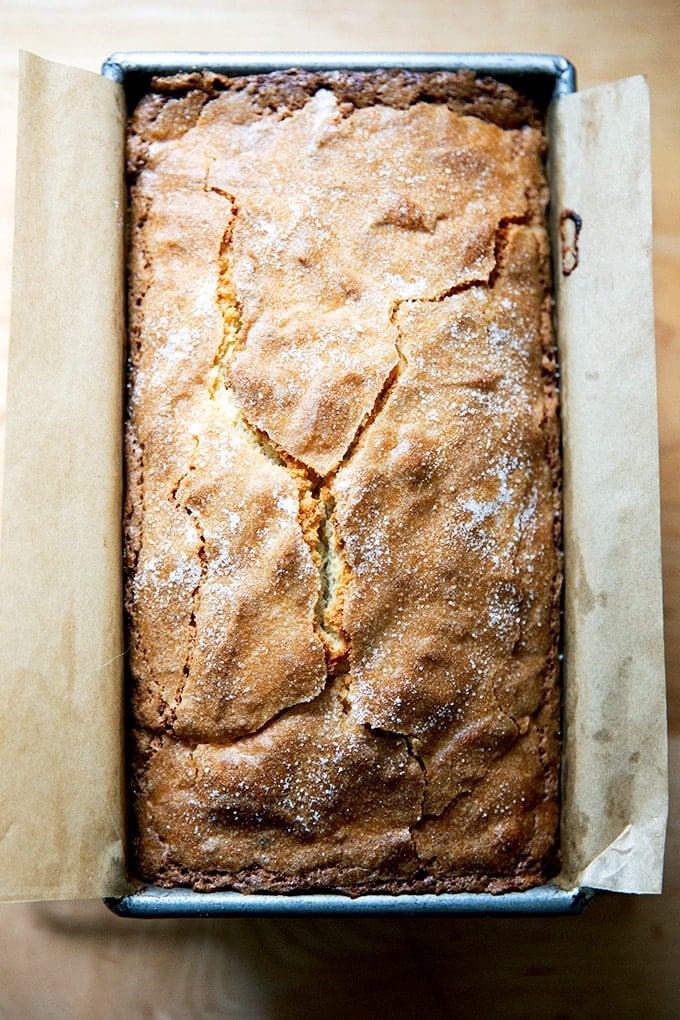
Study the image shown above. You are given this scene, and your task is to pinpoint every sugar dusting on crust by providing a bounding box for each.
[126,70,561,894]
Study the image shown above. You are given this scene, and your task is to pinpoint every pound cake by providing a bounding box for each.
[125,68,561,895]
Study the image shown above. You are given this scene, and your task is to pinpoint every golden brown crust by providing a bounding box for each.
[128,68,542,154]
[125,69,560,895]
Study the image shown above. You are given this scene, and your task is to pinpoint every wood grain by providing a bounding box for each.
[0,1,678,1015]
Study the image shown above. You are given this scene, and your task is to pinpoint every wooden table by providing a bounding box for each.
[0,2,678,1016]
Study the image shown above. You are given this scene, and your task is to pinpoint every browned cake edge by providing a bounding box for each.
[126,67,543,175]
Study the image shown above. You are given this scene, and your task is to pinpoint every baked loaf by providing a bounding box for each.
[125,68,561,894]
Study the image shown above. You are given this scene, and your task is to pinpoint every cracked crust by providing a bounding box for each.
[126,69,561,895]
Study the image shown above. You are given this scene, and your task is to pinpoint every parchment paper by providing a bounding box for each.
[549,76,667,893]
[0,58,667,900]
[0,53,128,900]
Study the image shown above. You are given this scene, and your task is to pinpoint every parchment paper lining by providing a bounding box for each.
[0,56,667,900]
[0,53,127,900]
[549,76,667,893]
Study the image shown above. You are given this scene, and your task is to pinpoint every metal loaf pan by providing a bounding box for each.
[103,51,586,918]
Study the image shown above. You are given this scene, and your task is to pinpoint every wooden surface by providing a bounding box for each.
[0,1,678,1016]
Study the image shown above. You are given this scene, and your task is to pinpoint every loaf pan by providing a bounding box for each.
[103,51,585,918]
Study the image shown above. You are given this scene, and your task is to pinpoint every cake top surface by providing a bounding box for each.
[125,69,560,892]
